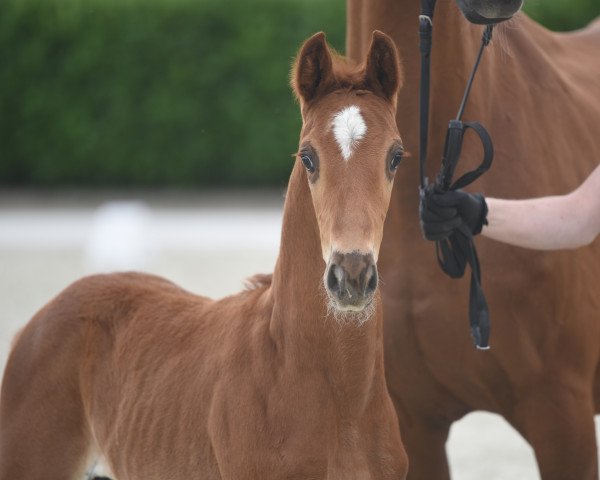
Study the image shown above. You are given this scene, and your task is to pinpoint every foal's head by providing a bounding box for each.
[292,31,403,321]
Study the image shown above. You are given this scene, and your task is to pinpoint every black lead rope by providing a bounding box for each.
[418,0,436,190]
[418,4,495,349]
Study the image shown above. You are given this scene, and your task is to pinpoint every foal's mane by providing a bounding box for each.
[327,53,371,92]
[244,273,273,291]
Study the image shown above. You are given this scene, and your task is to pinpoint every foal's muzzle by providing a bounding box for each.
[325,252,378,310]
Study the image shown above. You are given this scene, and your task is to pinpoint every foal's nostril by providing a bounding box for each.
[365,265,378,295]
[327,264,344,294]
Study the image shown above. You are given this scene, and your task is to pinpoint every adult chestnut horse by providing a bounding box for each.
[348,0,600,479]
[0,32,409,479]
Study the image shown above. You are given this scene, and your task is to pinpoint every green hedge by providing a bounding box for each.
[0,0,596,187]
[0,0,345,187]
[523,0,598,32]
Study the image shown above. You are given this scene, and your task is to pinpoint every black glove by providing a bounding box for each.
[419,183,488,241]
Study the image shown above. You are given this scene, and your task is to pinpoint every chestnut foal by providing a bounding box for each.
[0,32,408,479]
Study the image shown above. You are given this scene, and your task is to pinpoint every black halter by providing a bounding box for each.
[418,0,494,350]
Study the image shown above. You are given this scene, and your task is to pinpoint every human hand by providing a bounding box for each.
[419,183,488,240]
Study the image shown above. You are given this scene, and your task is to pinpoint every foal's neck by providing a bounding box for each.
[269,162,382,407]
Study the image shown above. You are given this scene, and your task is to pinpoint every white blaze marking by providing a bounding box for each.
[331,105,367,161]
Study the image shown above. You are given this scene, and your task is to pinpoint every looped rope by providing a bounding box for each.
[418,6,495,349]
[434,120,493,349]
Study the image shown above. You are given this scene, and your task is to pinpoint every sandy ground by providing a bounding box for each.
[0,190,597,479]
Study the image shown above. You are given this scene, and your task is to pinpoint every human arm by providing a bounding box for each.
[482,164,600,250]
[419,164,600,250]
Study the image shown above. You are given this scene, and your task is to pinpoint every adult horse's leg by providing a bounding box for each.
[384,303,461,480]
[512,383,598,480]
[595,364,600,412]
[397,416,452,480]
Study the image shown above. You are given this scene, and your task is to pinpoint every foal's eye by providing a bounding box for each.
[390,150,403,172]
[300,153,316,173]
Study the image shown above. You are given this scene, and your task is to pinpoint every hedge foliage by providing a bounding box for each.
[0,0,345,187]
[0,0,597,187]
[524,0,598,32]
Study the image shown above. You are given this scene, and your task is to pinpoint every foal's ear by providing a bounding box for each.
[364,31,403,102]
[292,32,335,104]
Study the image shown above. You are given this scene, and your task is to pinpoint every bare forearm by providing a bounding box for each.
[482,166,600,250]
[483,196,588,249]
